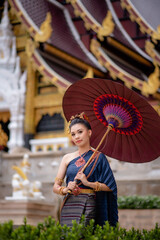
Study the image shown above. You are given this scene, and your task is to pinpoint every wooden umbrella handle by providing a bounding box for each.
[81,124,113,172]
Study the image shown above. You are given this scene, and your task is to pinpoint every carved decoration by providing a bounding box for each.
[97,11,115,41]
[35,12,52,42]
[142,65,160,96]
[67,0,114,40]
[9,0,52,42]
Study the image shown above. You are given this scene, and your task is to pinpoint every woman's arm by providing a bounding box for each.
[53,154,78,195]
[75,172,112,192]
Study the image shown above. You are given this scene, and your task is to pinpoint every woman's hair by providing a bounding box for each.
[69,117,92,131]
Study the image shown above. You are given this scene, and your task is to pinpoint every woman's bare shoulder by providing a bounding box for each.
[62,151,78,166]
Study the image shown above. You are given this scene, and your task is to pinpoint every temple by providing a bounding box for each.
[0,0,160,227]
[0,0,159,151]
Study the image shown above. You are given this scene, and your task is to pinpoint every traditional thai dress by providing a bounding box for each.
[60,149,118,227]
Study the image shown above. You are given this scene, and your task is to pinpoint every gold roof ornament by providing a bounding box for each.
[83,67,94,79]
[152,25,160,44]
[67,0,114,41]
[0,124,8,148]
[35,12,52,42]
[142,65,160,96]
[97,11,115,41]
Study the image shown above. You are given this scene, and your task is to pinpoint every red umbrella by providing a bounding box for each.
[63,78,160,163]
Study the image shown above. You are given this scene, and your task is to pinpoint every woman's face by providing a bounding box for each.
[70,123,91,147]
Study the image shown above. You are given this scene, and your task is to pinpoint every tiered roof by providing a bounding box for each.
[8,0,160,107]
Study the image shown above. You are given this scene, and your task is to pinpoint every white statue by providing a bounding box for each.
[0,1,27,152]
[6,154,45,200]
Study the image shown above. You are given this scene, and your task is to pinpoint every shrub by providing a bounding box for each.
[0,216,159,240]
[118,195,160,209]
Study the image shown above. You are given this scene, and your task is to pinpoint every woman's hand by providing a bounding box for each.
[67,181,78,191]
[75,172,88,186]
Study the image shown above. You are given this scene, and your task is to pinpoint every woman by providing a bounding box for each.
[53,113,118,227]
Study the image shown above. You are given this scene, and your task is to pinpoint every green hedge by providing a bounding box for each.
[118,195,160,209]
[0,216,160,240]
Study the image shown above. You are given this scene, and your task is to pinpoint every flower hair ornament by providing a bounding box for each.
[67,112,90,134]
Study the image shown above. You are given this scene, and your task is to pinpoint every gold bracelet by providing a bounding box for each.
[55,177,64,184]
[94,182,101,192]
[59,186,66,195]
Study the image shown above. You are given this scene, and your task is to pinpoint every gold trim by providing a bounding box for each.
[9,0,36,37]
[30,48,70,91]
[107,37,152,67]
[145,41,160,66]
[68,0,114,41]
[90,39,160,96]
[90,39,141,89]
[121,0,160,43]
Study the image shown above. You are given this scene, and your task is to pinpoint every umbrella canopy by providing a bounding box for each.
[63,78,160,163]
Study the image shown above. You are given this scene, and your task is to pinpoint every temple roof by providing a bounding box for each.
[121,0,160,44]
[8,0,160,105]
[11,0,105,71]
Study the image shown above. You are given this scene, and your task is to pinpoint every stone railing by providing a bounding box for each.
[29,137,69,152]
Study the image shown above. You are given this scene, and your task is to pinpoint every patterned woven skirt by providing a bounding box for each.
[60,193,96,227]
